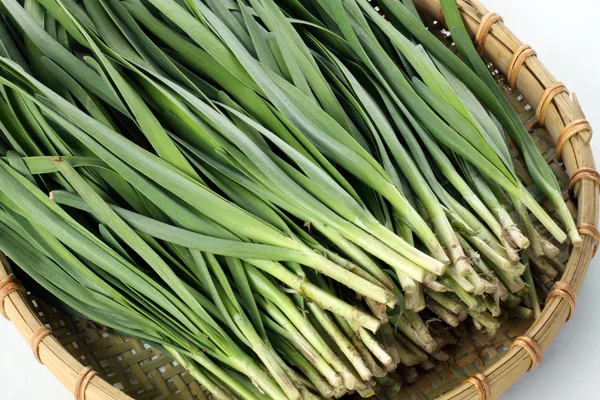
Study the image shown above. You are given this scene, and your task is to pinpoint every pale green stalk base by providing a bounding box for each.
[388,312,437,355]
[267,344,318,397]
[466,309,501,336]
[458,236,509,301]
[493,261,527,293]
[307,302,373,382]
[266,296,358,391]
[300,389,320,400]
[262,304,343,390]
[465,234,522,278]
[443,198,520,276]
[497,207,530,250]
[394,339,426,367]
[426,299,460,327]
[431,215,469,277]
[312,244,386,288]
[505,293,523,308]
[275,356,317,395]
[439,276,478,310]
[405,283,425,311]
[310,222,393,288]
[260,302,343,389]
[483,296,501,317]
[346,225,428,282]
[445,267,475,293]
[462,164,525,258]
[367,220,447,274]
[512,196,545,257]
[233,314,301,400]
[188,348,273,400]
[462,193,520,262]
[392,332,429,366]
[422,289,463,314]
[334,314,387,379]
[520,188,567,243]
[274,338,335,399]
[365,298,389,323]
[465,272,495,295]
[540,238,561,259]
[168,349,235,400]
[383,187,450,266]
[395,270,417,294]
[422,279,449,292]
[378,323,402,369]
[555,196,582,247]
[302,251,395,305]
[249,259,381,332]
[232,347,297,399]
[475,297,488,313]
[348,322,394,368]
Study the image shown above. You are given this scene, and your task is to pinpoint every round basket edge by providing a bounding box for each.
[0,1,597,400]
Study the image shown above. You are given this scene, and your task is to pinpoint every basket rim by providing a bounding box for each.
[415,0,598,398]
[0,1,597,399]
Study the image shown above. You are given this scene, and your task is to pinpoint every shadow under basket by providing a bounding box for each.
[0,0,598,399]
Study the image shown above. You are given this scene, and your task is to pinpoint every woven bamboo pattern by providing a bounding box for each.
[0,1,597,399]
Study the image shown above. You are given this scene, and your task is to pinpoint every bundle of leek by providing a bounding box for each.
[0,0,573,397]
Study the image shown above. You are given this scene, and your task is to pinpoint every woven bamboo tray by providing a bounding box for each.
[0,0,597,399]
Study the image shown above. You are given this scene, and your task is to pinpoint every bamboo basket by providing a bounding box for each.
[0,0,597,399]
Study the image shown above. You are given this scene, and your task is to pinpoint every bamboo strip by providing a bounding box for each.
[0,1,596,400]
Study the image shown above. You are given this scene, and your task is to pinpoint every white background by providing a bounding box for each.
[1,0,599,398]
